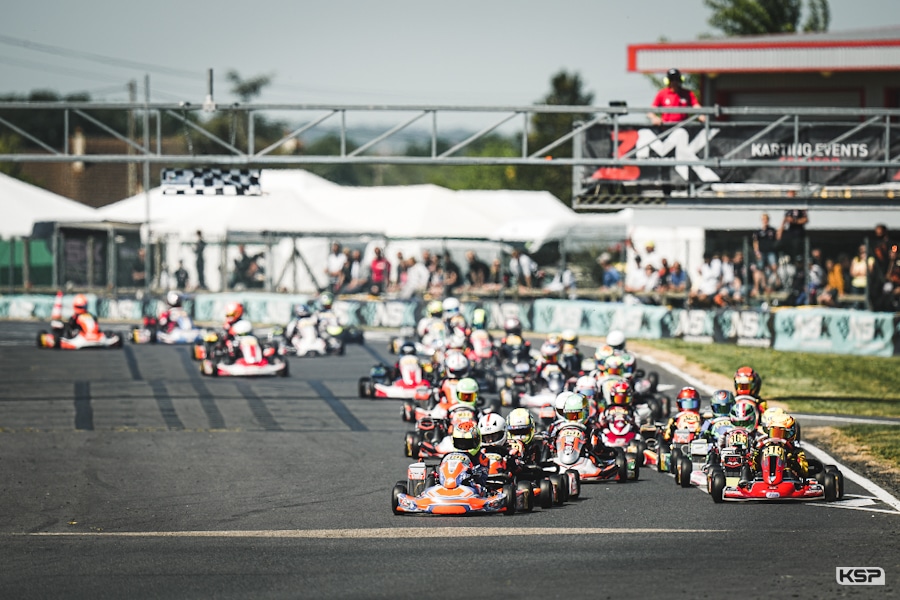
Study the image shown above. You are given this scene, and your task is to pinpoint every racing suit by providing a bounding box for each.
[158,306,189,334]
[63,312,100,338]
[221,318,252,363]
[662,410,703,443]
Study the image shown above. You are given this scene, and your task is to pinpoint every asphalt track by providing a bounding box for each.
[1,320,898,600]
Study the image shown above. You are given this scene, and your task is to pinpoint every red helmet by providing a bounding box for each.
[225,301,244,325]
[73,294,88,315]
[609,381,632,406]
[734,366,761,397]
[676,387,701,412]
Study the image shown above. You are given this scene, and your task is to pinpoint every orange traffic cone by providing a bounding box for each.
[50,290,63,329]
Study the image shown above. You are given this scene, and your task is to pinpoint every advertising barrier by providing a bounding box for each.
[1,293,896,357]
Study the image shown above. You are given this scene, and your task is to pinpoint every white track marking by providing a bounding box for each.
[20,527,727,539]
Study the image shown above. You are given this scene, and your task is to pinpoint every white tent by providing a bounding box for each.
[0,172,100,238]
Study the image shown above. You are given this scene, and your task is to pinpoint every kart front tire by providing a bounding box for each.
[678,456,692,488]
[516,481,534,512]
[566,469,581,499]
[615,449,629,483]
[538,479,554,509]
[825,465,844,499]
[503,482,517,515]
[391,483,407,515]
[358,377,371,398]
[823,472,838,502]
[710,469,726,503]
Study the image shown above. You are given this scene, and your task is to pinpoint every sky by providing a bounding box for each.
[2,0,899,126]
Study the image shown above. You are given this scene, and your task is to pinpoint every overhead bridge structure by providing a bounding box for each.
[1,100,899,209]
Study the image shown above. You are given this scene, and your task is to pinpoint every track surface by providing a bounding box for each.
[1,321,897,599]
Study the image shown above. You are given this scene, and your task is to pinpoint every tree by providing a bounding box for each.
[226,70,273,103]
[704,0,829,35]
[519,70,595,206]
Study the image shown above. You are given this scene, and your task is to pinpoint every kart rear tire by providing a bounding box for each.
[404,432,422,458]
[538,479,554,509]
[516,481,534,512]
[503,483,517,515]
[629,454,641,481]
[358,377,371,398]
[634,440,647,467]
[823,472,838,502]
[615,449,629,483]
[566,469,581,499]
[710,470,726,503]
[825,465,844,499]
[678,456,693,488]
[670,446,682,478]
[657,441,670,473]
[549,474,567,504]
[648,371,659,392]
[391,483,407,515]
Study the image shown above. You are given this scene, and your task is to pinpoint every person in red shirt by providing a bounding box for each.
[368,246,391,296]
[647,68,703,126]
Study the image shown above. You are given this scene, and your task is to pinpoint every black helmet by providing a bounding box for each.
[666,68,683,84]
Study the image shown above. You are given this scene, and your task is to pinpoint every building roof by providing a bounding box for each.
[628,26,900,73]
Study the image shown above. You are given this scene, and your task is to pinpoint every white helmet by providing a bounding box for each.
[555,391,571,418]
[166,290,182,308]
[444,351,470,378]
[606,330,626,352]
[442,297,461,317]
[231,320,253,336]
[574,375,596,400]
[478,413,507,447]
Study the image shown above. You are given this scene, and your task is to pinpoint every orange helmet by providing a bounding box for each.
[73,294,88,315]
[225,301,244,325]
[734,366,761,397]
[609,381,632,406]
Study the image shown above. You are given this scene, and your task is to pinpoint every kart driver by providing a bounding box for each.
[662,387,704,443]
[450,420,491,492]
[157,291,189,334]
[505,408,546,464]
[734,366,768,413]
[222,301,251,363]
[748,413,808,479]
[63,293,101,338]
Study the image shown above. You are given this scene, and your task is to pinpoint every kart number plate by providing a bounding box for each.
[766,491,780,499]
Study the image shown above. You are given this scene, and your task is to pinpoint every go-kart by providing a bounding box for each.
[37,327,122,350]
[642,411,703,473]
[194,325,288,377]
[497,357,535,408]
[484,449,577,509]
[709,438,843,503]
[359,355,432,400]
[549,423,636,483]
[404,403,477,459]
[131,314,203,345]
[391,453,527,515]
[595,406,647,468]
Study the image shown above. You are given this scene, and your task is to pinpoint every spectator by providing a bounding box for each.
[369,247,391,296]
[339,248,353,292]
[230,245,262,289]
[597,253,622,291]
[667,261,689,293]
[509,249,536,288]
[689,253,721,308]
[390,251,406,292]
[401,256,430,299]
[465,251,490,287]
[849,245,869,295]
[485,258,506,291]
[343,249,366,294]
[194,230,207,289]
[174,260,189,291]
[442,252,462,298]
[872,224,895,277]
[627,238,663,271]
[753,213,778,269]
[647,68,703,127]
[624,258,651,294]
[544,264,577,297]
[325,242,347,293]
[778,209,808,260]
[132,247,147,287]
[818,258,842,307]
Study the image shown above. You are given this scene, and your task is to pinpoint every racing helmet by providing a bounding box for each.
[555,391,570,418]
[231,320,253,336]
[478,413,507,447]
[546,333,562,346]
[451,420,482,457]
[609,381,632,406]
[455,377,479,407]
[594,344,614,361]
[573,375,596,401]
[605,330,626,352]
[225,301,244,325]
[73,293,88,315]
[318,292,334,310]
[604,355,624,377]
[619,352,637,380]
[676,387,701,412]
[166,291,182,308]
[426,300,443,317]
[760,406,786,429]
[442,297,461,317]
[448,314,467,332]
[399,341,417,356]
[710,390,736,417]
[445,351,470,378]
[293,303,312,319]
[503,317,522,336]
[506,408,535,444]
[730,398,760,430]
[766,413,795,442]
[562,392,588,423]
[734,366,761,397]
[471,308,487,331]
[561,329,579,347]
[540,341,560,363]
